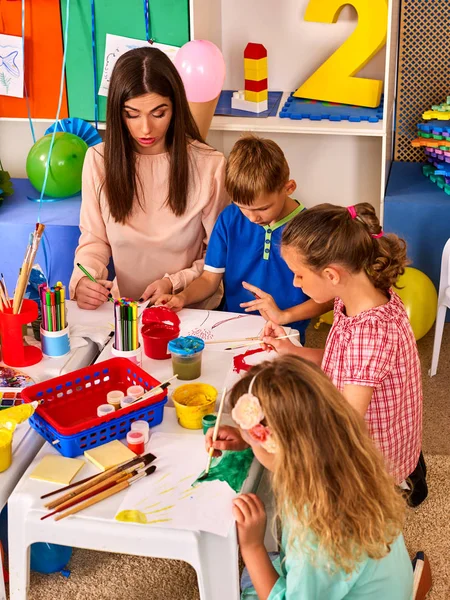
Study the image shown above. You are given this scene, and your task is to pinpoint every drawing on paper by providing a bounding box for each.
[0,34,24,98]
[99,34,179,97]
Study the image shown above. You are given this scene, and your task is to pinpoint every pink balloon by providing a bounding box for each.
[175,40,226,103]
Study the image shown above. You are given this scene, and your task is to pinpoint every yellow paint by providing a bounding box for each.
[172,383,218,430]
[144,505,175,515]
[159,486,176,495]
[156,473,170,483]
[0,428,13,473]
[147,519,172,525]
[423,110,450,121]
[143,502,161,510]
[116,510,148,524]
[179,474,195,482]
[294,0,388,108]
[0,403,36,426]
[244,90,268,102]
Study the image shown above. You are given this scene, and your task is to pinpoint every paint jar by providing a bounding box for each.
[202,414,217,435]
[127,430,145,455]
[141,306,180,360]
[131,420,150,443]
[172,383,218,430]
[126,385,144,399]
[120,396,136,410]
[0,299,42,367]
[111,344,142,367]
[97,404,115,418]
[40,326,71,358]
[168,336,205,381]
[0,427,14,473]
[106,390,124,411]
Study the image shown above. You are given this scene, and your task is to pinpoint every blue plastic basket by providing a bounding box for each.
[21,358,168,458]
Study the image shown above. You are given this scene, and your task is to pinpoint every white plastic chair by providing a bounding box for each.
[430,238,450,376]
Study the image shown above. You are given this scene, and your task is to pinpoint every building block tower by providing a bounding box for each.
[231,43,268,113]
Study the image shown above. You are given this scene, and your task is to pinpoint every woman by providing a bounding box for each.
[69,47,228,309]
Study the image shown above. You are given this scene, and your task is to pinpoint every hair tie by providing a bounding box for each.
[347,205,357,219]
[371,231,384,239]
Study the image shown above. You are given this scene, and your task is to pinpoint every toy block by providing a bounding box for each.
[423,110,450,121]
[244,43,267,61]
[245,78,268,92]
[231,91,268,113]
[244,90,268,102]
[244,58,268,79]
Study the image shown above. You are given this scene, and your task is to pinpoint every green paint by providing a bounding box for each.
[60,0,190,122]
[193,448,254,493]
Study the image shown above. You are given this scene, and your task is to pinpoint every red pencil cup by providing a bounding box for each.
[141,306,180,360]
[0,299,42,367]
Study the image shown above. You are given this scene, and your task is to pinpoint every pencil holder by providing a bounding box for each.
[0,299,42,367]
[40,326,70,358]
[111,344,142,366]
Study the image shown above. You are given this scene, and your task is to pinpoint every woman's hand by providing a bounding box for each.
[262,321,297,355]
[75,277,113,310]
[240,282,287,324]
[205,425,249,457]
[153,293,186,312]
[233,494,267,551]
[140,278,172,304]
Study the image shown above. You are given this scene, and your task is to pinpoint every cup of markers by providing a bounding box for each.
[111,298,142,366]
[39,282,70,358]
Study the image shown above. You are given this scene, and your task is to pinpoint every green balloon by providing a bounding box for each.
[26,132,88,198]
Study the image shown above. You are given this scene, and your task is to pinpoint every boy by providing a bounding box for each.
[155,136,330,343]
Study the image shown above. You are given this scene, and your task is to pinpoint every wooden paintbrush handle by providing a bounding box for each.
[55,479,130,521]
[45,466,120,509]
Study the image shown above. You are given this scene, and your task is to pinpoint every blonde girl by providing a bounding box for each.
[262,203,426,507]
[208,356,413,599]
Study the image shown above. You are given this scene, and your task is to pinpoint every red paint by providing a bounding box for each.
[233,348,265,374]
[127,431,145,455]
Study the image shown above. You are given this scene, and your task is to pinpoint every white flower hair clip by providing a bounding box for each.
[231,375,277,454]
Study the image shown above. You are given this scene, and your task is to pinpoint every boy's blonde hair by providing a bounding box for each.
[229,356,406,574]
[225,135,290,205]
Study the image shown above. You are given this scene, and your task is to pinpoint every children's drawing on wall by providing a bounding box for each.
[0,34,24,98]
[99,34,180,97]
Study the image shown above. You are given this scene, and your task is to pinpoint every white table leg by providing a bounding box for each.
[8,499,30,600]
[196,528,241,600]
[0,554,6,600]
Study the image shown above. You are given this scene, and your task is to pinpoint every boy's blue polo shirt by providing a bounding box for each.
[204,202,310,337]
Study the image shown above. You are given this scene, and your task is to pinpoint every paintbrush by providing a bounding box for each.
[43,452,156,506]
[54,464,157,521]
[197,387,227,482]
[130,376,178,406]
[0,275,10,308]
[205,337,261,345]
[13,223,45,314]
[41,460,154,520]
[224,333,298,351]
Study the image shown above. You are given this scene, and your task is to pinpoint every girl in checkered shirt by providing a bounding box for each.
[263,202,427,507]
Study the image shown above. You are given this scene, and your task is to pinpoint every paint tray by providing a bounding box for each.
[21,358,167,458]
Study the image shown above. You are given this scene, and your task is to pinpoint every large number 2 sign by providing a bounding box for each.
[294,0,388,108]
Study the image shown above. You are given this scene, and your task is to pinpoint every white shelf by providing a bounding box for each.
[210,92,385,137]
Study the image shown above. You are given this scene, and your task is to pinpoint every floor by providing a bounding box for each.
[8,322,450,599]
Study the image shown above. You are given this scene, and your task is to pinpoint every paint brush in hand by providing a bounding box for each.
[224,333,298,351]
[54,464,157,521]
[197,387,227,482]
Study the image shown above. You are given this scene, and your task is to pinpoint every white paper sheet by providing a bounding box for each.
[0,34,24,98]
[115,432,237,536]
[99,34,180,97]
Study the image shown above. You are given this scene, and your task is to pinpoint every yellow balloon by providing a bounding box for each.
[395,268,438,340]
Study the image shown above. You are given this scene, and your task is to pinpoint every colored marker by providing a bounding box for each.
[76,263,113,302]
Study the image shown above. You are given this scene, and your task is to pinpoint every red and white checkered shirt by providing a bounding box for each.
[322,291,422,483]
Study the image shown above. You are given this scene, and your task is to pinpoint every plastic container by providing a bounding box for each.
[172,383,218,430]
[131,420,150,443]
[97,404,115,418]
[127,385,144,399]
[141,306,180,360]
[111,344,142,366]
[120,396,136,410]
[168,336,205,381]
[0,299,42,367]
[40,326,70,358]
[202,414,217,435]
[106,390,124,410]
[21,358,168,458]
[127,430,145,455]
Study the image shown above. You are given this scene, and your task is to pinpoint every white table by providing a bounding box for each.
[0,301,114,600]
[7,309,276,600]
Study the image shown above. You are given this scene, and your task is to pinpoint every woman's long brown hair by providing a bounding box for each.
[229,356,406,574]
[103,47,205,223]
